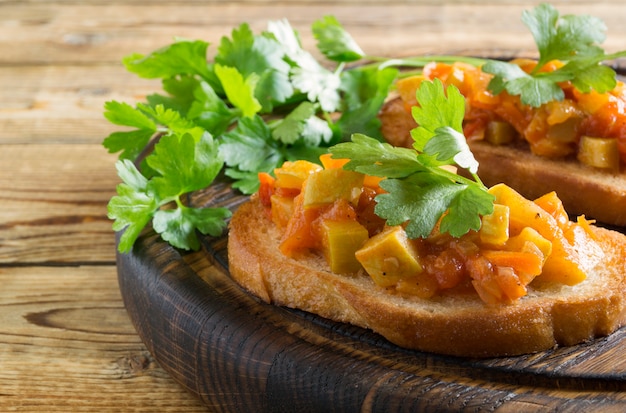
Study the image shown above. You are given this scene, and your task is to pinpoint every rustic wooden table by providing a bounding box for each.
[3,1,626,411]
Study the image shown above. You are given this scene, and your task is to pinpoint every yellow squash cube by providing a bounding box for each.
[480,203,510,246]
[302,168,364,208]
[355,226,423,288]
[320,219,369,274]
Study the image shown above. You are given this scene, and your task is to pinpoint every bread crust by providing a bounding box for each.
[228,196,626,358]
[379,97,626,226]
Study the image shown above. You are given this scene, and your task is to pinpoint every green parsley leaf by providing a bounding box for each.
[330,133,421,178]
[103,101,156,161]
[411,79,479,174]
[522,3,606,67]
[123,39,214,82]
[291,63,341,113]
[219,115,281,174]
[103,130,155,163]
[216,23,293,111]
[147,132,223,199]
[376,173,484,239]
[300,115,333,147]
[153,206,231,251]
[335,65,398,141]
[271,102,316,144]
[312,15,364,62]
[107,160,158,253]
[146,76,202,116]
[440,184,493,237]
[214,64,263,118]
[108,132,229,252]
[482,3,626,107]
[186,80,238,135]
[104,100,156,130]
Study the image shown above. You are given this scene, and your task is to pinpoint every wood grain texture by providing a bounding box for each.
[116,182,626,412]
[0,265,208,412]
[0,144,118,264]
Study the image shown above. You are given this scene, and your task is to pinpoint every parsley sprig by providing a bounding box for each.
[109,132,230,252]
[105,16,398,252]
[331,79,494,239]
[380,3,626,108]
[483,3,626,107]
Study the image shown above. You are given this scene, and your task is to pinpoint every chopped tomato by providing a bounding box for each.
[279,194,322,256]
[422,249,465,290]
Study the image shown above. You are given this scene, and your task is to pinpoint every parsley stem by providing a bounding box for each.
[428,164,487,191]
[363,55,488,70]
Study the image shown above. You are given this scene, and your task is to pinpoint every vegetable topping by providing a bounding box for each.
[260,156,603,305]
[257,78,604,305]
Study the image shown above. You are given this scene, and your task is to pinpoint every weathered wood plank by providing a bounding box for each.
[0,65,158,144]
[8,2,626,66]
[0,265,208,412]
[0,144,119,264]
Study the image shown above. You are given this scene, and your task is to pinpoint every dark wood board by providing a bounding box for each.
[116,179,626,413]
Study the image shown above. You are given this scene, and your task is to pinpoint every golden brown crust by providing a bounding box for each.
[228,196,626,358]
[379,97,626,226]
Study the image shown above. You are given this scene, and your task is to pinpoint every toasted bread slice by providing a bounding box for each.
[379,97,626,226]
[228,196,626,358]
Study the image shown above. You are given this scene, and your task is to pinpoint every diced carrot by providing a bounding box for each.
[576,215,598,240]
[533,191,570,230]
[574,88,610,114]
[257,172,275,208]
[488,184,560,239]
[481,250,543,277]
[363,174,384,189]
[423,62,453,82]
[319,153,349,169]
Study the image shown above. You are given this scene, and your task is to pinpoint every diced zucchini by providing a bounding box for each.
[546,116,582,143]
[355,226,422,287]
[484,121,516,145]
[479,203,510,246]
[577,136,620,171]
[320,219,369,274]
[302,168,364,208]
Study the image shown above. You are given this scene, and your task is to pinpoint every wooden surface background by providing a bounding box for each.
[3,1,626,411]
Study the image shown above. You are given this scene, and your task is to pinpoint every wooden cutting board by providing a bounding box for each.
[116,179,626,413]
